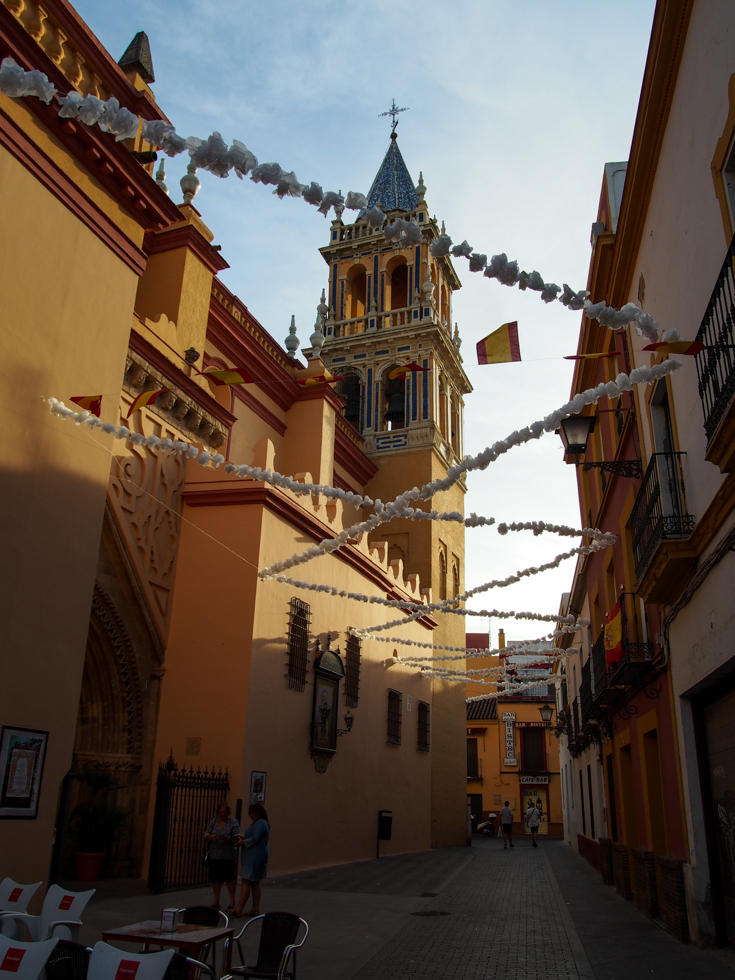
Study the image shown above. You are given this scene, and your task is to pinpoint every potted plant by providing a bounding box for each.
[69,765,129,882]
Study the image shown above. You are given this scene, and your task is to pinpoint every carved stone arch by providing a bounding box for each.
[75,585,143,759]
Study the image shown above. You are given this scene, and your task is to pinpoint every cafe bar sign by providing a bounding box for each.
[502,712,516,766]
[520,775,549,785]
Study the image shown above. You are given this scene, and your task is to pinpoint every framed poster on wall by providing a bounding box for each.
[250,771,266,804]
[0,726,48,819]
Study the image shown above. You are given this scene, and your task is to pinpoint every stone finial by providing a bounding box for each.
[118,31,155,83]
[422,262,435,301]
[155,158,169,195]
[309,294,326,355]
[416,171,426,201]
[453,322,462,350]
[285,315,300,358]
[180,162,200,205]
[334,190,345,220]
[317,288,328,319]
[441,220,446,235]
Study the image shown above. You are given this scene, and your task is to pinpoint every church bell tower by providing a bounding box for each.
[319,129,472,847]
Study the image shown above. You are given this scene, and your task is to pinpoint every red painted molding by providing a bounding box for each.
[0,6,182,231]
[208,294,301,413]
[129,329,237,429]
[143,223,230,275]
[334,423,378,486]
[182,483,436,629]
[0,104,147,275]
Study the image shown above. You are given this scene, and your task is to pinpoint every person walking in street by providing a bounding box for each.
[499,801,514,848]
[234,803,270,917]
[204,802,240,912]
[526,801,541,846]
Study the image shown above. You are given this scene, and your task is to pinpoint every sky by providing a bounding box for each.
[76,0,657,643]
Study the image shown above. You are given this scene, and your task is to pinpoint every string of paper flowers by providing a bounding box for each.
[354,631,555,657]
[392,641,576,663]
[258,359,680,580]
[466,675,562,702]
[0,58,671,343]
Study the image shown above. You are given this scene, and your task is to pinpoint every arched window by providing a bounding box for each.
[383,367,405,430]
[386,256,408,310]
[347,264,367,319]
[439,551,447,601]
[452,561,460,599]
[336,372,362,429]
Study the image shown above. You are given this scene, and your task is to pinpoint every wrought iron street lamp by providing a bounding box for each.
[538,703,554,724]
[557,415,643,478]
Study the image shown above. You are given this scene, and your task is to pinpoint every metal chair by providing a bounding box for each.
[179,908,229,974]
[86,943,173,980]
[44,940,91,980]
[1,886,95,943]
[229,913,308,980]
[144,952,215,980]
[0,936,58,980]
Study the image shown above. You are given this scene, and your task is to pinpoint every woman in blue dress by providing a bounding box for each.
[234,803,270,916]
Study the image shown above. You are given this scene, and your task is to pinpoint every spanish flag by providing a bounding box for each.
[388,362,430,380]
[296,374,344,387]
[476,322,521,365]
[126,388,169,419]
[564,351,621,361]
[604,599,623,666]
[642,340,704,356]
[70,395,102,417]
[201,366,255,386]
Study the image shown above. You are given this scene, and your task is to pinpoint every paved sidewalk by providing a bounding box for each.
[69,837,735,980]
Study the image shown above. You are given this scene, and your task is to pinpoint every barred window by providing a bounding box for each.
[417,701,430,751]
[286,598,311,691]
[344,633,361,708]
[387,689,402,745]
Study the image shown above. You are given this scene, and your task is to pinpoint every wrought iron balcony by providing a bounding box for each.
[590,595,654,708]
[629,453,695,579]
[695,233,735,442]
[580,658,593,722]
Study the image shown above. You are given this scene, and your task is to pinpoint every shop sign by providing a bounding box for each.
[467,727,487,735]
[502,712,516,765]
[520,775,549,784]
[515,722,549,728]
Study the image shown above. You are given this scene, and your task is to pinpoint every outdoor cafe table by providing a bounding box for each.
[100,920,234,975]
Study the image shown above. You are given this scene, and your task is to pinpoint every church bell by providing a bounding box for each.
[384,388,405,424]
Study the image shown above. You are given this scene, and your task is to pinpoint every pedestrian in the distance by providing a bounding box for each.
[234,803,270,917]
[204,802,240,912]
[526,802,541,846]
[499,800,514,848]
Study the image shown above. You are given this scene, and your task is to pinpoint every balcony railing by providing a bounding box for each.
[629,453,695,578]
[591,594,655,704]
[695,234,735,441]
[580,658,593,722]
[325,302,449,339]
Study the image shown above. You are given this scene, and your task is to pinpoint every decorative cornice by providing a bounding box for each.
[129,328,236,430]
[181,483,437,630]
[143,223,230,274]
[0,5,183,230]
[208,285,301,412]
[608,0,694,308]
[0,103,147,275]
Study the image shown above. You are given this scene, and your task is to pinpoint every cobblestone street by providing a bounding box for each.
[77,838,735,980]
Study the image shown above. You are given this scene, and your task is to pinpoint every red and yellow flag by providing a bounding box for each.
[642,340,704,356]
[476,322,521,365]
[126,388,169,419]
[200,366,255,386]
[604,599,623,666]
[296,374,344,387]
[70,395,102,417]
[564,351,621,361]
[388,362,430,380]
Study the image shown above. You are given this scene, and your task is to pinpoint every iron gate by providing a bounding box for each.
[147,755,230,892]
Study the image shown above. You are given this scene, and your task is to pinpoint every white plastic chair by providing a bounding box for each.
[0,936,58,980]
[0,885,94,942]
[86,943,174,980]
[0,881,42,914]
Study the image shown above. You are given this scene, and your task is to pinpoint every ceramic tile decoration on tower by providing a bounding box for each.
[0,0,471,894]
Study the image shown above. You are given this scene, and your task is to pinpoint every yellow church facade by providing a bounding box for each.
[0,0,471,890]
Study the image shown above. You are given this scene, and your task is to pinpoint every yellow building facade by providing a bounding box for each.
[0,1,470,892]
[465,632,563,837]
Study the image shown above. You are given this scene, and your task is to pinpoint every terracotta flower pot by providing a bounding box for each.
[74,851,106,882]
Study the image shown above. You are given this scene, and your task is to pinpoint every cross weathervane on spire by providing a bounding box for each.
[379,99,409,134]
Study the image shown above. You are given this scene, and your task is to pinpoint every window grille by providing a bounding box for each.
[344,633,361,707]
[417,701,430,751]
[387,689,402,745]
[286,598,311,691]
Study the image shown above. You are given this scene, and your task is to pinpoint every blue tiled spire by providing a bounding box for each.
[365,134,418,213]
